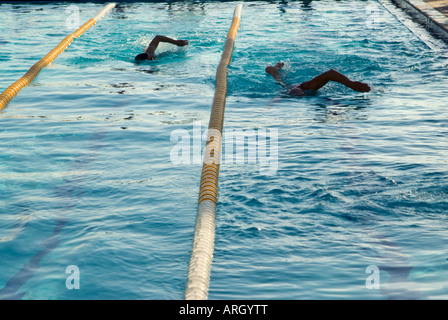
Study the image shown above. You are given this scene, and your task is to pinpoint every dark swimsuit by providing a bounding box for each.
[287,83,316,96]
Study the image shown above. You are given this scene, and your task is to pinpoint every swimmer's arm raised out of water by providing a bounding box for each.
[135,35,189,61]
[266,62,371,96]
[300,68,371,92]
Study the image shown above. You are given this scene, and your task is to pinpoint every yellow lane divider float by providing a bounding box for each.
[185,3,243,300]
[0,3,116,111]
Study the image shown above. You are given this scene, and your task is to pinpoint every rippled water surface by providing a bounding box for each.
[0,0,447,299]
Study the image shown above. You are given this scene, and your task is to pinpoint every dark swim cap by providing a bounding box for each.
[135,53,149,61]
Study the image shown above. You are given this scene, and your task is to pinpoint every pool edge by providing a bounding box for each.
[391,0,448,43]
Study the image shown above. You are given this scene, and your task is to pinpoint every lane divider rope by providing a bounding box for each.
[0,3,116,111]
[185,3,243,300]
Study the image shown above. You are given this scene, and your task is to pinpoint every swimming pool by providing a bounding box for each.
[0,0,447,300]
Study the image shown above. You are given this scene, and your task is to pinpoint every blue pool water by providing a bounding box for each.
[0,0,447,299]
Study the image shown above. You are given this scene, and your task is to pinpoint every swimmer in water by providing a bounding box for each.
[265,61,371,96]
[135,35,189,61]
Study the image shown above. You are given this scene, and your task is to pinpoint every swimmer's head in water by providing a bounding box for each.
[135,53,155,61]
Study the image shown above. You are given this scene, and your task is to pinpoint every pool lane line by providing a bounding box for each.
[0,95,134,299]
[185,3,243,301]
[336,119,422,299]
[0,130,107,300]
[0,3,116,112]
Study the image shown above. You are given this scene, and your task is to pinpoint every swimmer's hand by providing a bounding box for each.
[265,61,284,75]
[176,39,189,46]
[349,81,371,92]
[265,62,288,88]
